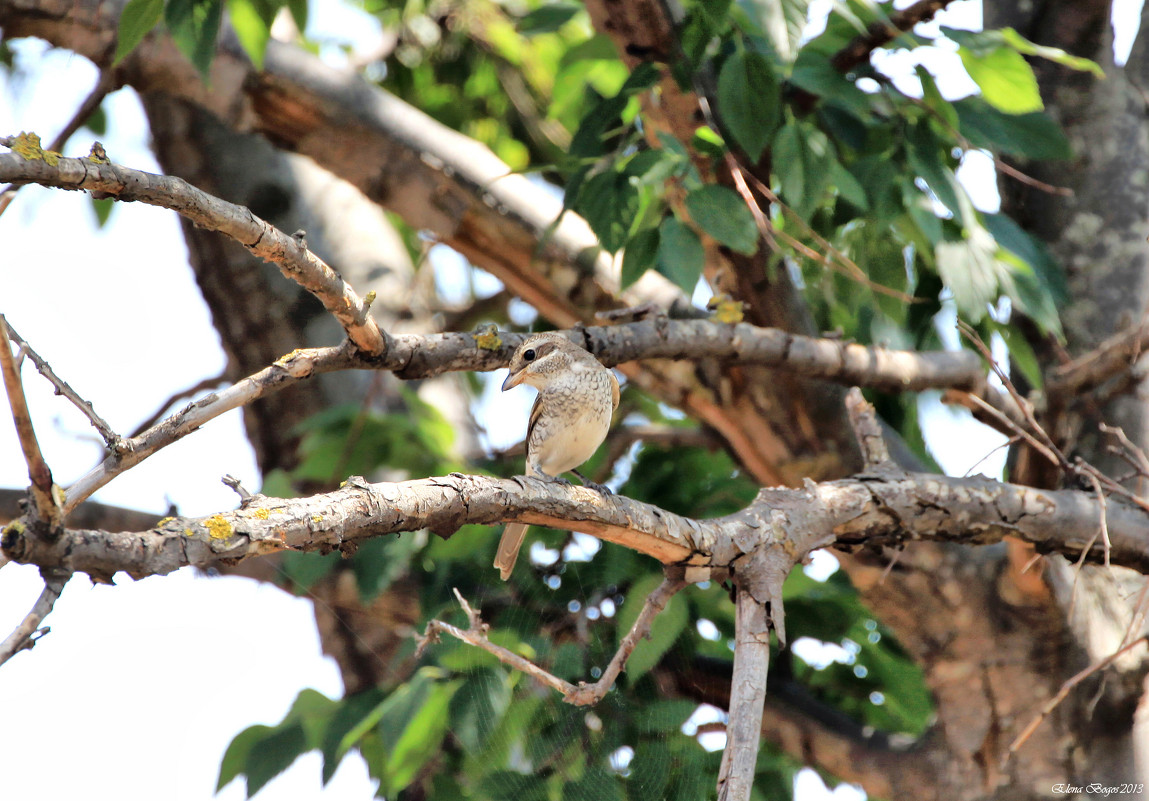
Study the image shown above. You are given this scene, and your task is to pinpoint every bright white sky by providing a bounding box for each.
[0,1,1140,799]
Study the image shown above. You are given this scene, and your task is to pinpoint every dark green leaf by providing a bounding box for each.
[627,741,672,801]
[448,668,512,754]
[114,0,164,64]
[656,216,704,293]
[166,0,225,80]
[622,226,661,288]
[279,550,341,594]
[321,688,385,785]
[217,725,272,792]
[983,212,1067,304]
[351,534,420,603]
[286,0,307,31]
[954,97,1071,160]
[578,170,640,253]
[617,573,689,679]
[284,688,338,749]
[907,122,964,225]
[830,160,868,211]
[564,768,625,801]
[85,104,108,137]
[518,3,582,35]
[790,48,872,118]
[685,184,758,254]
[557,34,620,69]
[634,699,698,733]
[772,122,806,210]
[716,49,780,160]
[245,723,308,796]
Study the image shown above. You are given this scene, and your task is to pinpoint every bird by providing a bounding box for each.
[495,332,620,580]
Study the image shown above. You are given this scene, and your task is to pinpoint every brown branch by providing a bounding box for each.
[717,583,771,801]
[830,0,957,74]
[0,145,388,356]
[420,577,690,707]
[2,320,120,446]
[9,462,1149,582]
[0,316,59,526]
[0,571,68,666]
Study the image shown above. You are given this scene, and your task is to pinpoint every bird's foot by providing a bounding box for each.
[571,469,612,495]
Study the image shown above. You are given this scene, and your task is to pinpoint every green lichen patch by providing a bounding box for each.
[10,132,61,166]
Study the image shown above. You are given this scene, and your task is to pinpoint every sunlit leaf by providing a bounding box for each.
[656,215,704,292]
[685,185,759,254]
[716,48,780,160]
[114,0,164,64]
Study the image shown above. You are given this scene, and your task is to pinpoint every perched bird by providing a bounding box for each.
[495,332,620,580]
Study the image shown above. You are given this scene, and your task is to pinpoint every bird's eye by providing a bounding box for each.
[523,348,536,361]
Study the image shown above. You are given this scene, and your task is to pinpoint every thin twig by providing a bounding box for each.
[416,588,577,697]
[0,572,69,666]
[1101,423,1149,478]
[2,320,120,447]
[0,316,59,525]
[1006,635,1149,761]
[129,373,228,437]
[1082,469,1112,567]
[564,573,689,705]
[993,159,1074,197]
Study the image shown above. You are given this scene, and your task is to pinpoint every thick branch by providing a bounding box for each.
[7,468,1149,581]
[0,144,387,355]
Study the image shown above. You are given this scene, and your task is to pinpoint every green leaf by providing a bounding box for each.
[90,197,115,228]
[830,160,868,210]
[279,550,341,594]
[165,0,225,80]
[958,45,1043,114]
[245,723,308,796]
[448,668,512,754]
[634,699,698,733]
[578,170,641,253]
[622,226,661,288]
[685,185,758,254]
[656,216,704,293]
[114,0,164,64]
[286,0,307,31]
[627,741,672,801]
[773,122,806,209]
[564,768,625,801]
[716,49,780,160]
[907,121,964,225]
[953,98,1071,160]
[217,725,272,792]
[617,573,689,679]
[517,3,582,35]
[381,680,460,796]
[227,0,271,69]
[321,688,385,785]
[998,27,1104,76]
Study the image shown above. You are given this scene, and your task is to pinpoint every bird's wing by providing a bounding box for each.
[609,371,620,410]
[524,392,544,476]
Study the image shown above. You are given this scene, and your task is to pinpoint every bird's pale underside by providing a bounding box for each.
[495,332,620,580]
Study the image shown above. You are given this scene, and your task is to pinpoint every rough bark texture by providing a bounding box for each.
[988,0,1149,791]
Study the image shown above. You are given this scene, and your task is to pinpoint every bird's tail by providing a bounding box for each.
[494,522,529,581]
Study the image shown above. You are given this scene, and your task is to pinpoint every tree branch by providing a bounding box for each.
[7,463,1149,581]
[830,0,957,73]
[0,570,68,665]
[0,315,59,526]
[2,319,120,446]
[717,584,771,801]
[0,142,388,356]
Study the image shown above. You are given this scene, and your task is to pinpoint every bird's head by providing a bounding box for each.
[501,332,580,392]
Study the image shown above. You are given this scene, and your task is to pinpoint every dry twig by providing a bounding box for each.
[0,571,69,666]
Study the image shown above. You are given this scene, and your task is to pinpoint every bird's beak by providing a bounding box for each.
[502,369,525,391]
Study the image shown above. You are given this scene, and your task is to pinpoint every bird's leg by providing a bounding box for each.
[570,468,612,495]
